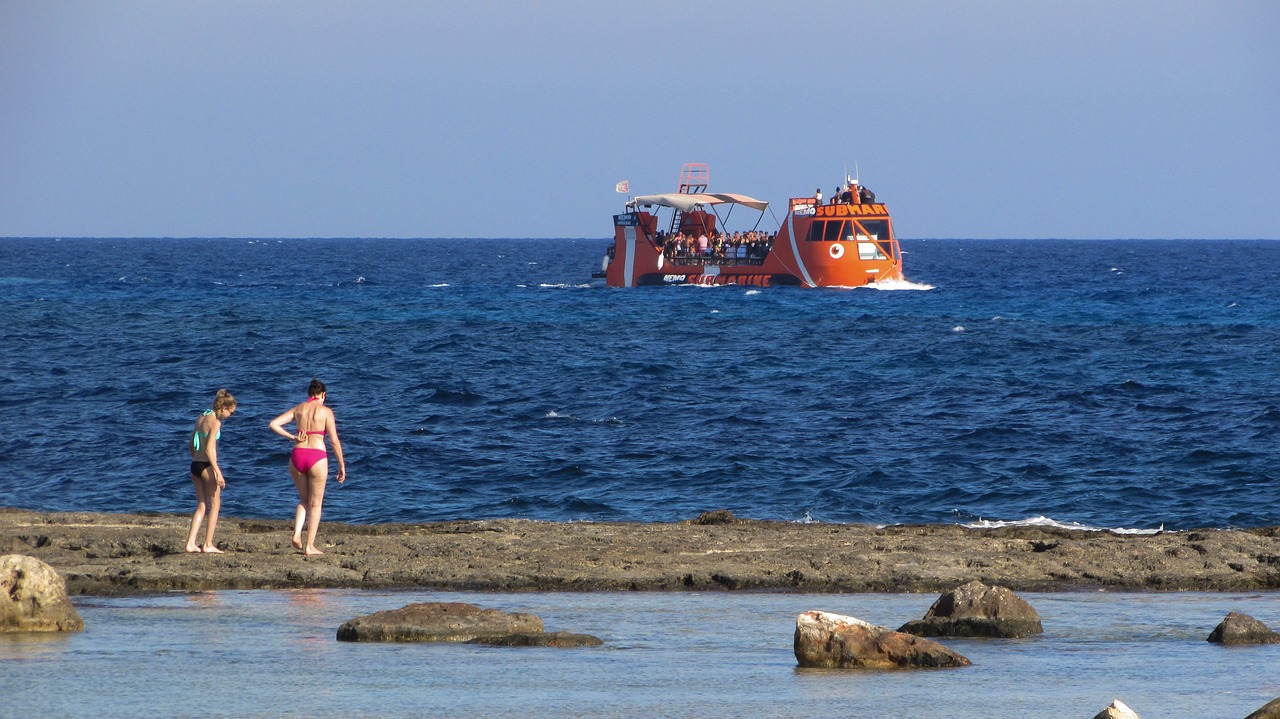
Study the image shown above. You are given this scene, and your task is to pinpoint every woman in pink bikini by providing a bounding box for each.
[269,379,346,555]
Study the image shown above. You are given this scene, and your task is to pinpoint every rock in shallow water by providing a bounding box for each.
[338,602,542,642]
[469,631,603,648]
[0,554,84,632]
[1206,612,1280,645]
[1092,698,1141,718]
[336,602,601,647]
[1245,697,1280,719]
[794,610,970,669]
[898,580,1043,638]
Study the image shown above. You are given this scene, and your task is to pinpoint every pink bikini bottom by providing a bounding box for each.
[291,447,328,473]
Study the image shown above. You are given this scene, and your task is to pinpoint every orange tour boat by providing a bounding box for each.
[596,163,904,287]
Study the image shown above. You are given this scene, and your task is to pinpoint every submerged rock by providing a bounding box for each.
[1206,612,1280,645]
[1092,698,1141,719]
[898,580,1043,638]
[468,631,603,648]
[336,602,601,647]
[0,554,84,632]
[794,610,970,669]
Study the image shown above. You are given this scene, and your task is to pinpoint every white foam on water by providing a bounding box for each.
[863,278,934,291]
[962,515,1165,535]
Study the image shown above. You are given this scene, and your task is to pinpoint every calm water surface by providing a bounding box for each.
[2,589,1278,718]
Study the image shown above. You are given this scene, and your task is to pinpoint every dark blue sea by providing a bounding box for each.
[2,238,1277,530]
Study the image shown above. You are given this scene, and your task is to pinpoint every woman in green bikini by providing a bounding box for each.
[186,389,237,553]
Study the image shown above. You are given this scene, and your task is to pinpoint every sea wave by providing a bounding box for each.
[864,278,934,291]
[962,516,1165,535]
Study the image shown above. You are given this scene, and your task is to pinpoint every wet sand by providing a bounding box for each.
[2,507,1278,596]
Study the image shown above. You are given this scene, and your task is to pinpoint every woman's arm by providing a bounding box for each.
[327,409,346,483]
[206,418,225,488]
[268,408,299,441]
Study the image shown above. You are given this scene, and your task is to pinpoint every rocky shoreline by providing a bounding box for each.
[3,507,1279,596]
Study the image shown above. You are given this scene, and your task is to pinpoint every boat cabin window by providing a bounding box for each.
[809,220,844,241]
[858,241,888,260]
[858,219,889,241]
[808,219,891,242]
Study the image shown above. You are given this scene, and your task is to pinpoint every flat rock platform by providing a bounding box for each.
[2,508,1278,596]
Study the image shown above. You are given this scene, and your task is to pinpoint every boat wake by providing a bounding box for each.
[863,279,934,291]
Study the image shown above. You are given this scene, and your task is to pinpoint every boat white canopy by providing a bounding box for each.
[633,193,768,212]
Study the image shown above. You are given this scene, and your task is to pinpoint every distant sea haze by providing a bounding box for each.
[1,237,1277,530]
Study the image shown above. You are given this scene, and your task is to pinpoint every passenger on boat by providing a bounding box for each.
[659,230,775,265]
[859,185,876,204]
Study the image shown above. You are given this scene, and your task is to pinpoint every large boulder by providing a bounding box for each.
[1206,612,1280,645]
[0,555,84,632]
[794,610,970,669]
[336,602,601,647]
[1093,698,1141,718]
[898,580,1043,638]
[1245,697,1280,719]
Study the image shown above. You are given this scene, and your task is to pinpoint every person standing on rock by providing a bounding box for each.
[186,389,237,553]
[269,379,346,556]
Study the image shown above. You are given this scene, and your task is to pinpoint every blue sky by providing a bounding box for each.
[2,1,1277,239]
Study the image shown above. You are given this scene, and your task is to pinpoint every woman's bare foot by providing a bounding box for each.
[301,547,324,556]
[291,537,303,550]
[185,545,201,553]
[201,545,224,554]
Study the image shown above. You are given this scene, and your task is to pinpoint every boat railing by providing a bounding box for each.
[665,250,767,267]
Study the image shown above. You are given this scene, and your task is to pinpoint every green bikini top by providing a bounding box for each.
[192,409,221,451]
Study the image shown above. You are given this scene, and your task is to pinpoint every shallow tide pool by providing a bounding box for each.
[2,589,1279,718]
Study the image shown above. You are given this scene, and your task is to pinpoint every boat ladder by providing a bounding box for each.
[669,162,710,234]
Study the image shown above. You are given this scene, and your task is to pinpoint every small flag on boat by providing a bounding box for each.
[615,180,630,193]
